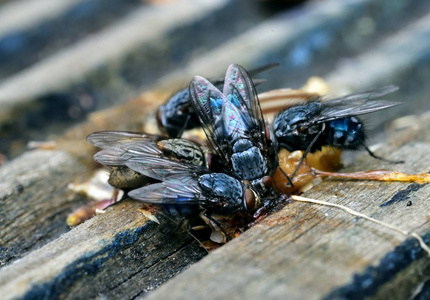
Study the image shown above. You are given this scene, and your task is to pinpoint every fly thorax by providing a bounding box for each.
[231,139,268,181]
[198,173,243,211]
[159,139,205,166]
[274,103,322,151]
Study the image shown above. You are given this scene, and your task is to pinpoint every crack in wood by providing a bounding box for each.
[323,233,430,299]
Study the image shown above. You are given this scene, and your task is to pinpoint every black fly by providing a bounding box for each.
[272,85,402,183]
[125,157,261,216]
[189,64,278,195]
[157,63,278,138]
[87,130,260,218]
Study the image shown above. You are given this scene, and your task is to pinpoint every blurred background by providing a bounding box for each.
[1,0,430,160]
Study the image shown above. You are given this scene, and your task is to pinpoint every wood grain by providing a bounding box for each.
[145,113,430,300]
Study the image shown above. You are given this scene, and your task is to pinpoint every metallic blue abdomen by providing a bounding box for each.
[231,139,268,181]
[326,117,365,149]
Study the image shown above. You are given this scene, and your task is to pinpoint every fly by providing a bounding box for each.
[271,86,402,183]
[157,63,278,138]
[125,156,261,217]
[189,64,278,194]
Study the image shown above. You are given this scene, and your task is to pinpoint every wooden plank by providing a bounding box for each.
[144,113,430,300]
[0,150,91,265]
[2,0,430,161]
[0,91,167,266]
[157,0,430,93]
[0,0,83,37]
[0,199,206,299]
[0,105,428,299]
[0,93,207,299]
[0,0,145,80]
[0,0,229,118]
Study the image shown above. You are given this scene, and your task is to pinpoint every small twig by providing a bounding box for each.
[291,195,430,256]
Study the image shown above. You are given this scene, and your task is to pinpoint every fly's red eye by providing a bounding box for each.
[265,124,271,142]
[262,176,273,188]
[244,188,256,211]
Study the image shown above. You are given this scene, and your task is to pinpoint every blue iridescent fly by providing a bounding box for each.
[87,131,260,217]
[125,157,261,216]
[271,86,402,182]
[157,63,278,138]
[190,64,278,194]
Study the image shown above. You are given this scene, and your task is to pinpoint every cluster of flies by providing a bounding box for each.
[86,63,421,243]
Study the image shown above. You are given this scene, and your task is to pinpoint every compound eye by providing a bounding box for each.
[262,176,273,188]
[265,124,272,142]
[244,188,256,211]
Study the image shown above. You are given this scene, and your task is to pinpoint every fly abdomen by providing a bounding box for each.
[162,204,200,218]
[158,139,205,166]
[326,117,365,149]
[231,139,268,181]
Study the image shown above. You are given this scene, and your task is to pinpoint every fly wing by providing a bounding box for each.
[87,131,163,149]
[93,140,162,166]
[126,157,215,206]
[326,85,399,104]
[125,156,208,182]
[128,180,209,206]
[190,75,230,162]
[313,86,401,124]
[223,64,269,150]
[210,62,279,86]
[315,101,401,124]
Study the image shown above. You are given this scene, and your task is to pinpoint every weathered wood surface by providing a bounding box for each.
[1,111,429,299]
[0,91,166,266]
[144,113,430,300]
[0,92,209,299]
[1,0,430,299]
[0,199,206,299]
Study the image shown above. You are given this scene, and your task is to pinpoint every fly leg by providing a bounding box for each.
[364,145,404,164]
[282,124,325,186]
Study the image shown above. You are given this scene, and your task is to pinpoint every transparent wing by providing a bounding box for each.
[93,140,162,166]
[87,131,163,149]
[190,64,271,164]
[125,156,208,182]
[314,86,400,123]
[190,75,229,161]
[224,64,266,138]
[126,157,215,206]
[315,101,400,123]
[326,85,399,104]
[128,180,209,205]
[223,64,271,156]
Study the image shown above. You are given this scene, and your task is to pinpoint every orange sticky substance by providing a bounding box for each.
[273,147,343,194]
